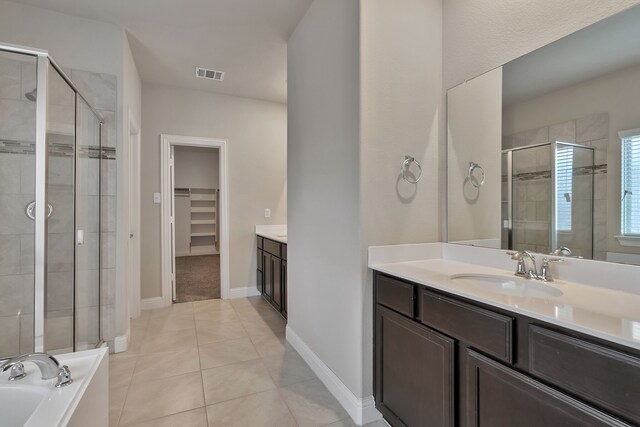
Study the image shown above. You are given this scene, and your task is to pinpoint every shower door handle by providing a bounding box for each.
[25,201,54,220]
[77,230,85,246]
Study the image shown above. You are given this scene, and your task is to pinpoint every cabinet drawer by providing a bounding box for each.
[375,275,415,318]
[263,238,281,257]
[281,243,287,261]
[421,291,514,363]
[529,326,640,425]
[257,236,264,249]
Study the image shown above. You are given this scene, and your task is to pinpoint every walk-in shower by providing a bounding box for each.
[0,43,103,358]
[502,142,595,259]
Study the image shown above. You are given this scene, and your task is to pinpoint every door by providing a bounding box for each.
[264,253,273,301]
[169,145,176,301]
[466,349,632,427]
[375,305,455,427]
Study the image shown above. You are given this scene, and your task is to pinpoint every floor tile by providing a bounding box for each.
[194,308,239,324]
[205,389,296,427]
[132,348,200,383]
[140,328,198,354]
[149,302,193,319]
[119,371,205,426]
[109,354,139,390]
[196,320,248,345]
[193,299,233,313]
[109,385,128,427]
[147,312,195,335]
[249,332,293,358]
[279,378,348,427]
[124,407,208,427]
[201,359,276,405]
[198,338,259,369]
[324,418,389,427]
[262,351,315,386]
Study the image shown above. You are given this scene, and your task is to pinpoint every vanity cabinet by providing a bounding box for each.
[373,272,640,427]
[257,236,287,319]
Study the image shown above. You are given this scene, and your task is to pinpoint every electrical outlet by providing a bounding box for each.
[153,192,161,204]
[264,208,271,218]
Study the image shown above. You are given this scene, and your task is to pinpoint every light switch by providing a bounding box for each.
[153,192,161,204]
[264,208,271,218]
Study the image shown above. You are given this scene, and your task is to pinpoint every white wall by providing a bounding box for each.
[174,147,219,189]
[443,0,640,90]
[360,0,442,399]
[288,0,443,413]
[288,0,364,400]
[140,82,286,299]
[447,67,502,242]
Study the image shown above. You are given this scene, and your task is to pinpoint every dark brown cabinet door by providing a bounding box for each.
[272,255,282,311]
[466,349,633,427]
[281,260,287,318]
[264,253,273,300]
[375,305,454,427]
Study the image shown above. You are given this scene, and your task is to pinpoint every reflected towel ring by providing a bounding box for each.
[401,156,422,184]
[467,162,485,188]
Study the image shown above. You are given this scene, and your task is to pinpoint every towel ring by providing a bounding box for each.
[467,162,485,188]
[401,156,422,184]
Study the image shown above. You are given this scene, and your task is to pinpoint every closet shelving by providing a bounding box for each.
[175,187,218,255]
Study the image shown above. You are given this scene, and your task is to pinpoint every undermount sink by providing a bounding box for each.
[450,273,563,298]
[0,386,47,427]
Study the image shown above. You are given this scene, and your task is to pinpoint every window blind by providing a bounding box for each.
[555,146,574,232]
[622,133,640,235]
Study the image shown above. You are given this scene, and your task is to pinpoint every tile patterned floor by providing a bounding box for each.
[109,296,387,427]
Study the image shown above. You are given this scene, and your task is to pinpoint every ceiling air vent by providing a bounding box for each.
[195,67,225,81]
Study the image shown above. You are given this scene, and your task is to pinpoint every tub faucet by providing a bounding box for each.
[1,353,60,380]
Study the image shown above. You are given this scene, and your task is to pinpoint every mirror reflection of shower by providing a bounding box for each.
[501,141,595,259]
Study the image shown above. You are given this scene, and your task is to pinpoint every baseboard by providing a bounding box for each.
[141,296,165,310]
[286,326,383,425]
[227,286,261,299]
[113,334,128,353]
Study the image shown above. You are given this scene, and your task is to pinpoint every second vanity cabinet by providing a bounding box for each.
[373,272,640,427]
[257,236,287,319]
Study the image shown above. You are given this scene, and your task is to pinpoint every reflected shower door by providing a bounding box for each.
[511,144,552,254]
[0,51,37,358]
[554,143,594,259]
[45,64,76,354]
[75,97,101,350]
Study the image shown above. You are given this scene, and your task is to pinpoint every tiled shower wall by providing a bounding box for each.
[503,112,607,260]
[0,53,117,357]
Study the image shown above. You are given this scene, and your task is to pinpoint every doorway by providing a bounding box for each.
[173,146,221,302]
[160,135,230,307]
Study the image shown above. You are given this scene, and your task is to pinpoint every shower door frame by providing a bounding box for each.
[503,141,595,256]
[0,42,104,354]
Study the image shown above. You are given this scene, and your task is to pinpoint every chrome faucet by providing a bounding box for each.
[508,251,538,279]
[507,251,563,282]
[551,246,572,257]
[1,353,72,387]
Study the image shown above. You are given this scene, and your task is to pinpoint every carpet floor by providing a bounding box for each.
[174,255,220,303]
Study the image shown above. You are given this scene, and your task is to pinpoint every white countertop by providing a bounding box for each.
[256,224,287,244]
[369,243,640,351]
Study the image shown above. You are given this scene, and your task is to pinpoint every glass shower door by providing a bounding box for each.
[44,64,76,354]
[0,51,37,358]
[75,97,101,350]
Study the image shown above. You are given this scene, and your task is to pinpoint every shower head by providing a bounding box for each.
[25,88,37,102]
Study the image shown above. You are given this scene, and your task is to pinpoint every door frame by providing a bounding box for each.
[128,111,141,319]
[160,134,230,306]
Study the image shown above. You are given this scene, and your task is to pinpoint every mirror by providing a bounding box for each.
[447,4,640,265]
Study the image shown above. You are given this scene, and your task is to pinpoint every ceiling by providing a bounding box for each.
[13,0,313,103]
[503,4,640,106]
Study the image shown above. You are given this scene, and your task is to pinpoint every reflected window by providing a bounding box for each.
[621,130,640,235]
[556,146,574,232]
